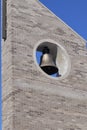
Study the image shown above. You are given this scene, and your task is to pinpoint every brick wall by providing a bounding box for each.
[2,0,87,130]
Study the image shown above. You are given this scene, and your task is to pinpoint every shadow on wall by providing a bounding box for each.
[0,0,2,129]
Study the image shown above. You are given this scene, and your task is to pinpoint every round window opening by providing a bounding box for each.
[35,40,71,79]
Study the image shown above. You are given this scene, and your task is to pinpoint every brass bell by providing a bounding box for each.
[40,46,58,75]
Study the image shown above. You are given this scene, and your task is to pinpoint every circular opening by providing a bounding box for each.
[34,40,71,79]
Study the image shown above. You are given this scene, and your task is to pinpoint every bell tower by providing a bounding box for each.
[2,0,87,130]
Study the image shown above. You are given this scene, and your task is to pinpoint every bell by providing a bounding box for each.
[40,47,58,75]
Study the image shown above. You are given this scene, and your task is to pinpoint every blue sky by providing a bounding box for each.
[39,0,87,41]
[0,0,87,129]
[0,0,2,129]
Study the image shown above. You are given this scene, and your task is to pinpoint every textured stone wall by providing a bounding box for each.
[2,0,87,130]
[2,0,14,129]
